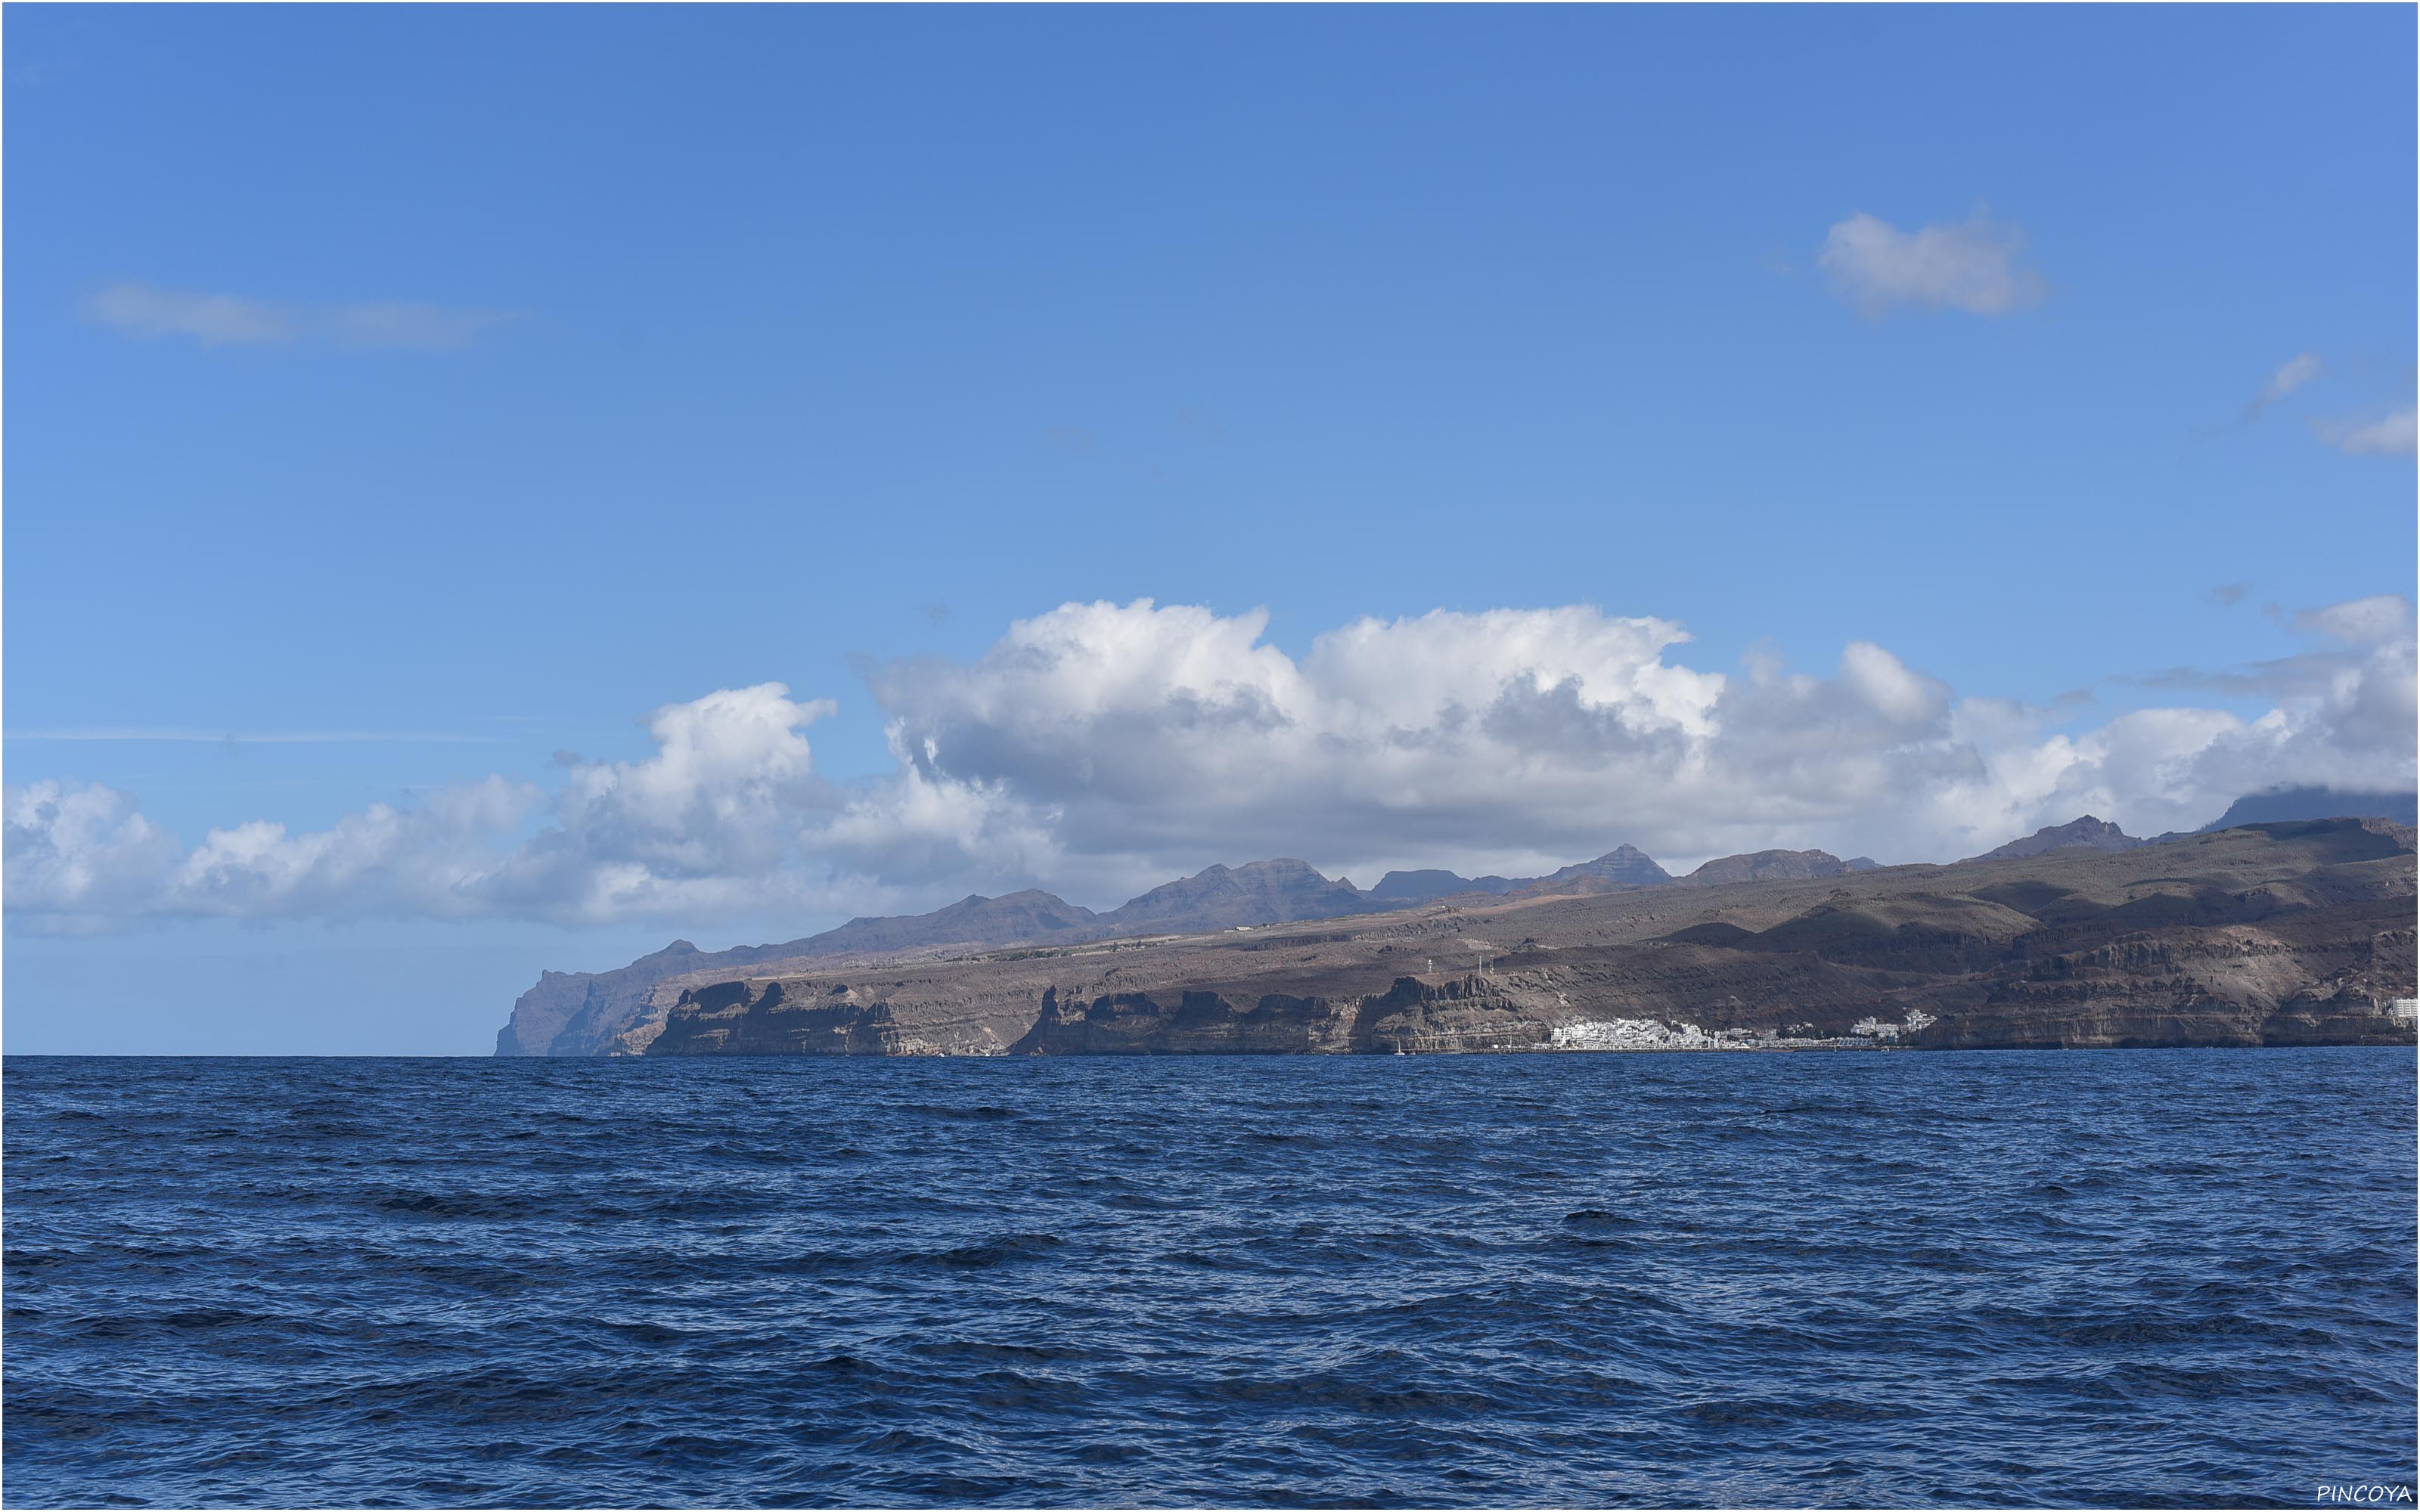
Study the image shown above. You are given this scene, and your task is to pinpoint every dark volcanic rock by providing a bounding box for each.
[1965,816,2143,863]
[1007,985,1360,1055]
[1680,849,1855,887]
[495,891,1101,1056]
[647,977,1033,1057]
[1004,974,1550,1056]
[496,938,799,1057]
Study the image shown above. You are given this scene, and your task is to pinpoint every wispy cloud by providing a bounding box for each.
[2312,404,2417,458]
[1817,209,2043,317]
[8,729,497,745]
[2244,352,2323,420]
[2207,582,2251,607]
[85,282,515,351]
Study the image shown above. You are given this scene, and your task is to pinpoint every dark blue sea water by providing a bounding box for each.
[5,1050,2414,1508]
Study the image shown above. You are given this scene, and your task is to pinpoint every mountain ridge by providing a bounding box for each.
[647,820,2418,1058]
[1965,816,2147,864]
[497,792,2420,1055]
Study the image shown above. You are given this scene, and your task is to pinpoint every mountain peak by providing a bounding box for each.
[1681,849,1854,887]
[1505,844,1674,899]
[1964,816,2142,863]
[1103,857,1374,931]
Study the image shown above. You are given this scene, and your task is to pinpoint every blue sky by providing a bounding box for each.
[6,5,2414,1054]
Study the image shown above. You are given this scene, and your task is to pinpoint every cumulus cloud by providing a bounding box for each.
[7,601,2413,934]
[85,282,513,351]
[2313,404,2417,458]
[2245,352,2323,420]
[7,684,843,934]
[1817,210,2043,316]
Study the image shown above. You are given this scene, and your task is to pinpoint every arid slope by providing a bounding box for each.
[647,819,2417,1056]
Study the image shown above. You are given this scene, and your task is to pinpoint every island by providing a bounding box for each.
[498,807,2417,1058]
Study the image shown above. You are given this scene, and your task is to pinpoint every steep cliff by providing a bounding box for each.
[497,862,1410,1055]
[495,938,801,1057]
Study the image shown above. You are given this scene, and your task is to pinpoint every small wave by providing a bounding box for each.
[911,1232,1065,1269]
[3,1048,2410,1508]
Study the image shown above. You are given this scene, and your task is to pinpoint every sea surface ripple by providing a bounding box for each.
[5,1049,2414,1507]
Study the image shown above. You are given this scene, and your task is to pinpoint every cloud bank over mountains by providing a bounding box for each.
[8,596,2414,934]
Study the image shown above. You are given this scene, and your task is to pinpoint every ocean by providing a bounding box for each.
[5,1049,2414,1507]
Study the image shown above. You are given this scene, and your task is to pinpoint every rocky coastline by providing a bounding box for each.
[630,818,2417,1058]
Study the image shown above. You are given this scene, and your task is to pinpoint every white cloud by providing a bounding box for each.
[6,684,842,933]
[2297,594,2415,646]
[2246,352,2323,420]
[9,728,493,744]
[7,600,2413,934]
[2314,404,2417,458]
[87,284,296,345]
[5,782,186,927]
[85,282,513,351]
[1817,210,2043,316]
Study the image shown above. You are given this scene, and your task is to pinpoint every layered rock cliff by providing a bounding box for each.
[502,792,2420,1056]
[645,820,2417,1058]
[501,848,1684,1054]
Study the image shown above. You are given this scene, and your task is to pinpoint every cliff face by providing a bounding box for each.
[646,820,2417,1058]
[495,862,1405,1055]
[645,977,1037,1057]
[1000,974,1547,1056]
[494,939,780,1057]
